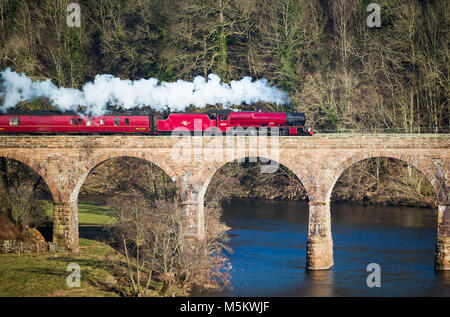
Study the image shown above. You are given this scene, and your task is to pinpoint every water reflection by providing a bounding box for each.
[301,270,335,297]
[436,271,450,291]
[332,203,437,228]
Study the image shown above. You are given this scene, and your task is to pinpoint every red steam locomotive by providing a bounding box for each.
[0,110,314,136]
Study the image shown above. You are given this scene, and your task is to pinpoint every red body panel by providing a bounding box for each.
[158,113,213,132]
[229,112,286,127]
[289,127,298,135]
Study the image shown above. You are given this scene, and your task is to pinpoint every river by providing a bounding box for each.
[217,199,450,297]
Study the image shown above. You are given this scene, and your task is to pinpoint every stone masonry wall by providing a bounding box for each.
[0,134,448,269]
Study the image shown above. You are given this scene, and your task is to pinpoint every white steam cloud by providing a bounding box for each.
[0,68,289,115]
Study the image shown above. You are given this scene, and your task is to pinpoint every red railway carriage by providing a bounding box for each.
[0,111,151,134]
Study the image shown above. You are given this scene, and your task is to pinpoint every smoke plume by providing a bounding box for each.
[0,68,289,115]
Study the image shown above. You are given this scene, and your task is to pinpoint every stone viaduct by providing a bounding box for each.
[0,134,449,270]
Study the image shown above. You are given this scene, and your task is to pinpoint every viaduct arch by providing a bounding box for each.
[0,134,448,270]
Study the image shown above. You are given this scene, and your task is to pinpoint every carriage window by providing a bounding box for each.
[124,118,129,125]
[78,118,82,124]
[70,118,75,125]
[100,119,104,125]
[9,117,20,126]
[114,118,120,126]
[86,118,92,126]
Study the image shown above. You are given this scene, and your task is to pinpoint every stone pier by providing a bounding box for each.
[306,201,333,270]
[436,204,450,270]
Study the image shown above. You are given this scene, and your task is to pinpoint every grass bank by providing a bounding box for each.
[0,238,120,297]
[0,202,122,297]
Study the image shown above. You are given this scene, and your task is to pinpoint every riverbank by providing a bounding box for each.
[0,201,192,297]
